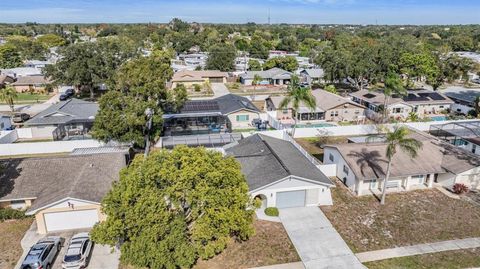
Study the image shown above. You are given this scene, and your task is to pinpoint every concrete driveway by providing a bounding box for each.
[15,222,119,269]
[211,83,230,97]
[280,207,366,269]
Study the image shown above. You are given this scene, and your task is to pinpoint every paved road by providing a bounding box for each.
[356,237,480,263]
[280,207,365,269]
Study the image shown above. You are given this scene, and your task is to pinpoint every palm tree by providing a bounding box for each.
[279,75,316,137]
[474,96,480,118]
[371,126,423,205]
[0,85,18,112]
[382,73,406,122]
[251,74,263,101]
[406,112,420,122]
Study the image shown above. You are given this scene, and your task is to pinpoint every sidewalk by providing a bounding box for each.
[356,237,480,263]
[250,262,305,269]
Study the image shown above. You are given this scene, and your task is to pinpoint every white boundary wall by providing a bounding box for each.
[0,139,104,156]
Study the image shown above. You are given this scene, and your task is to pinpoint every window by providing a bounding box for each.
[439,105,444,109]
[282,109,289,114]
[473,144,477,154]
[82,240,89,254]
[343,165,349,175]
[236,115,249,122]
[330,111,339,117]
[412,175,425,184]
[329,153,334,162]
[393,108,403,113]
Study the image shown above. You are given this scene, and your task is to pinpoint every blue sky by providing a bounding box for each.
[1,0,479,25]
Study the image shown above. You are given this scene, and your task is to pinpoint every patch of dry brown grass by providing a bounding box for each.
[0,218,33,269]
[321,179,480,252]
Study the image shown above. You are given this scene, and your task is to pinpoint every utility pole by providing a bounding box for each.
[144,108,154,158]
[268,8,271,25]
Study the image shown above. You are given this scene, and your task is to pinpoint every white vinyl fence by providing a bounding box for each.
[0,139,104,156]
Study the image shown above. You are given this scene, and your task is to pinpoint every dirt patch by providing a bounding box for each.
[0,218,33,269]
[295,137,349,162]
[194,220,299,269]
[321,179,480,253]
[364,248,480,269]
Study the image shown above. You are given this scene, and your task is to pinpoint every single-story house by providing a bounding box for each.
[225,134,334,209]
[240,68,293,86]
[323,130,480,196]
[299,68,324,85]
[0,67,42,77]
[24,60,52,70]
[265,89,366,125]
[350,89,454,121]
[0,153,127,234]
[171,70,227,88]
[11,75,52,93]
[24,98,99,140]
[163,94,260,136]
[442,87,480,115]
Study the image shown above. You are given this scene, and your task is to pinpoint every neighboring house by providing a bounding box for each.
[442,87,480,115]
[177,53,208,69]
[225,134,334,209]
[323,130,480,196]
[430,121,480,156]
[0,67,42,77]
[240,68,293,86]
[350,89,454,121]
[24,60,52,70]
[163,94,260,136]
[171,70,228,88]
[299,68,324,85]
[11,75,52,93]
[24,98,99,140]
[265,89,366,125]
[0,152,127,234]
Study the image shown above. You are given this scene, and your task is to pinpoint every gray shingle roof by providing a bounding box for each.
[240,68,292,80]
[25,98,99,126]
[0,153,127,214]
[225,134,333,191]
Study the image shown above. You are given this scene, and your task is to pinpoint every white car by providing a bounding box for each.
[61,233,93,269]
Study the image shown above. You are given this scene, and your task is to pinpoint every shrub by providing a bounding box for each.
[193,84,202,92]
[453,183,469,194]
[0,208,26,221]
[264,207,279,217]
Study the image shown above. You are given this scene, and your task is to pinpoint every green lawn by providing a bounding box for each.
[0,93,51,104]
[364,248,480,269]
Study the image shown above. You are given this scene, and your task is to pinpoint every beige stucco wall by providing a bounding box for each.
[171,79,207,89]
[324,103,366,122]
[35,204,103,234]
[228,110,260,129]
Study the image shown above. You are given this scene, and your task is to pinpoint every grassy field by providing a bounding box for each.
[321,179,480,253]
[0,93,52,104]
[0,218,33,269]
[364,248,480,269]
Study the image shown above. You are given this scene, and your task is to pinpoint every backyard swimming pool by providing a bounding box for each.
[430,116,447,121]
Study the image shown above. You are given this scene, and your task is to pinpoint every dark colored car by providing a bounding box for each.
[12,113,30,123]
[59,94,70,101]
[64,88,75,97]
[21,236,62,269]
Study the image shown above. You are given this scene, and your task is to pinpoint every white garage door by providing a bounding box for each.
[44,209,99,232]
[276,190,306,209]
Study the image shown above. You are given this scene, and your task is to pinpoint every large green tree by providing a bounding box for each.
[0,45,23,68]
[44,37,138,99]
[92,51,187,147]
[91,146,256,269]
[206,44,236,71]
[0,85,18,112]
[263,56,298,72]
